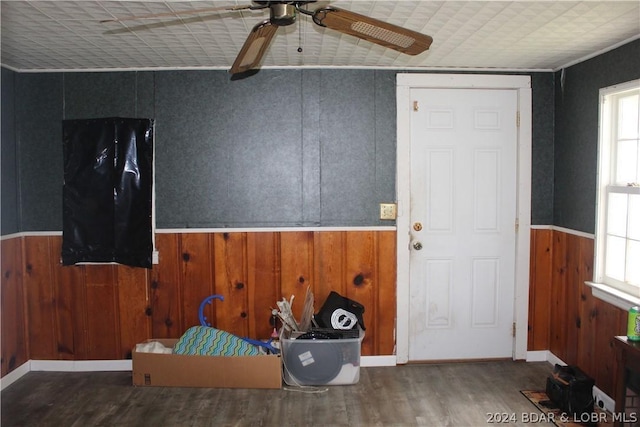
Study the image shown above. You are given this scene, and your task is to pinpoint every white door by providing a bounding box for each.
[408,88,518,361]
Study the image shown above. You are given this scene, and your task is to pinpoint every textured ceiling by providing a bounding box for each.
[1,0,639,73]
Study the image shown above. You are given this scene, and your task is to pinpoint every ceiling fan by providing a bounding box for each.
[102,1,433,78]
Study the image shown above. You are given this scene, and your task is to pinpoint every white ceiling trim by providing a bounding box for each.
[553,33,640,72]
[0,64,556,73]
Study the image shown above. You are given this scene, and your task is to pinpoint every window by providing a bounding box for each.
[592,80,640,306]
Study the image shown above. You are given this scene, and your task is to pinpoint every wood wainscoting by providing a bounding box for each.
[1,230,396,377]
[528,227,627,397]
[2,227,629,399]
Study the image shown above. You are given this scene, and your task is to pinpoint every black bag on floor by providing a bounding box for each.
[545,364,595,416]
[315,291,366,331]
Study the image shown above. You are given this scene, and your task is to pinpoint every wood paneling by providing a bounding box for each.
[564,232,581,365]
[1,237,27,375]
[314,231,346,299]
[592,297,626,395]
[213,233,248,335]
[3,227,626,400]
[116,265,151,359]
[549,230,568,360]
[528,228,552,350]
[150,233,181,338]
[1,230,398,377]
[22,235,57,359]
[344,231,376,355]
[279,232,314,321]
[575,237,596,377]
[179,233,214,331]
[527,228,628,397]
[51,235,88,360]
[246,232,280,340]
[375,231,396,355]
[84,265,120,360]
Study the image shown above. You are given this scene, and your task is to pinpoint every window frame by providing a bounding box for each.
[588,79,640,310]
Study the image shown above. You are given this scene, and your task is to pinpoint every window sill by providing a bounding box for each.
[586,281,640,311]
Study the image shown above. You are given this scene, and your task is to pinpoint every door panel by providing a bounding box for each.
[408,88,518,361]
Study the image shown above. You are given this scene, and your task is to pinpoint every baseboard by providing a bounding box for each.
[533,350,617,415]
[546,351,567,367]
[525,349,565,364]
[30,359,132,372]
[1,355,393,390]
[525,350,548,362]
[593,385,616,414]
[29,357,394,370]
[0,361,31,391]
[361,355,396,367]
[3,352,614,412]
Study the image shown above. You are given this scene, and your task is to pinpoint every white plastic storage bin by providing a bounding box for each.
[281,328,364,386]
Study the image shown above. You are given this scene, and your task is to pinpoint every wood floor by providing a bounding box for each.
[2,361,553,427]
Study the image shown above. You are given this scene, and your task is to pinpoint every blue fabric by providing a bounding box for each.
[173,326,260,356]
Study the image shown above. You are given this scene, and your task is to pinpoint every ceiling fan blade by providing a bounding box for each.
[229,20,278,76]
[312,6,432,56]
[100,4,252,24]
[104,12,229,35]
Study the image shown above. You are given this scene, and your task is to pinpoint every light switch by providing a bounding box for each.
[379,203,397,220]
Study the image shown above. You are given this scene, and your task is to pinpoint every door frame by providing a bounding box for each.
[396,73,532,363]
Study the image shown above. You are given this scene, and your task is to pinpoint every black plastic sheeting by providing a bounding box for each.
[62,117,154,268]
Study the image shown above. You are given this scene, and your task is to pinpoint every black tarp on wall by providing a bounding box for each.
[62,117,153,268]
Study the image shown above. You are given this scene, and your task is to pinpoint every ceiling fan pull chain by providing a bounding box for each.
[298,20,303,54]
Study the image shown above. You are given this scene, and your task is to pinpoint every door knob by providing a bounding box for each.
[413,241,423,250]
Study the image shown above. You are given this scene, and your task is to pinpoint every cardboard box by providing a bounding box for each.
[132,339,282,389]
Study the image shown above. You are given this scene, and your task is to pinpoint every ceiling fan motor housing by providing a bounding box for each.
[252,1,318,26]
[269,4,297,26]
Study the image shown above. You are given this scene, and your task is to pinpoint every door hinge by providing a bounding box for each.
[413,100,419,112]
[515,218,519,232]
[512,322,516,337]
[516,111,520,128]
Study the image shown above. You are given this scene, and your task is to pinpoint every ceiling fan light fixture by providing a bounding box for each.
[350,21,415,49]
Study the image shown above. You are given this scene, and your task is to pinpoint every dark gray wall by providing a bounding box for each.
[1,68,18,234]
[3,68,403,230]
[14,73,63,232]
[2,64,560,232]
[531,72,555,225]
[553,39,640,233]
[153,69,398,228]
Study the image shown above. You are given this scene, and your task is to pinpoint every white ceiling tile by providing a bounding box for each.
[1,1,638,72]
